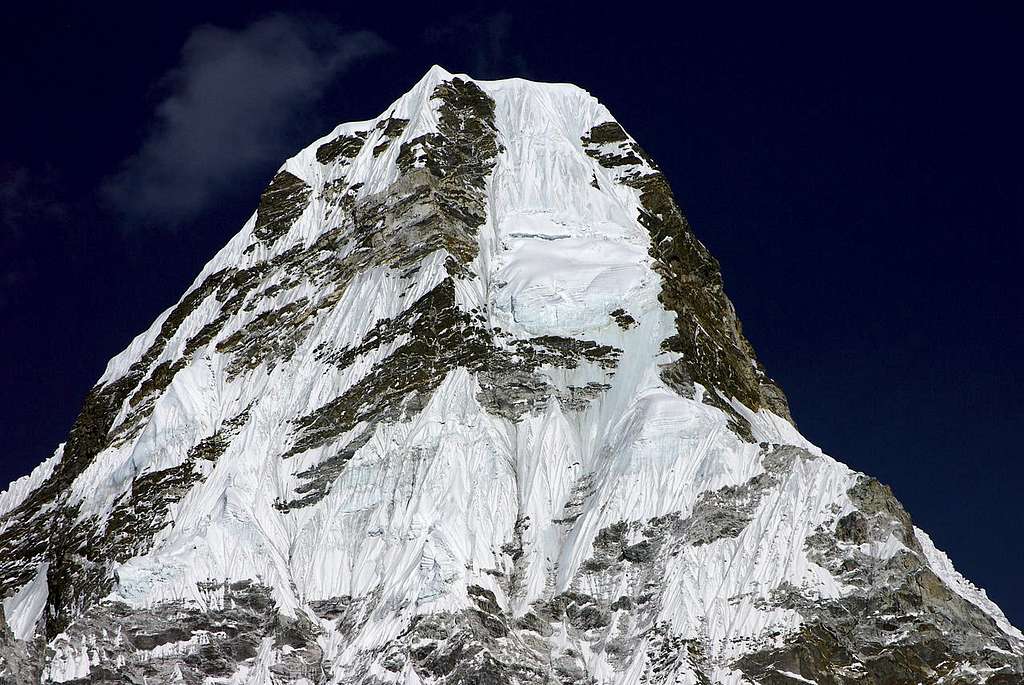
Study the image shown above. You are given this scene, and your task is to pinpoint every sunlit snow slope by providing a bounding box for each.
[1,66,1021,685]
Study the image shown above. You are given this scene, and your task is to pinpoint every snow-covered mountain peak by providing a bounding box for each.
[1,68,1020,684]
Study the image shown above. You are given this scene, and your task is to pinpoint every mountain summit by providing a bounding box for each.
[2,66,1020,684]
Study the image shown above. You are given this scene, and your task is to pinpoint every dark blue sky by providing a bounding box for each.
[1,4,1021,625]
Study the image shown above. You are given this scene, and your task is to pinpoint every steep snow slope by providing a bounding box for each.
[1,66,1021,684]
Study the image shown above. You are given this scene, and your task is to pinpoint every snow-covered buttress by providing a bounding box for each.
[1,66,1020,684]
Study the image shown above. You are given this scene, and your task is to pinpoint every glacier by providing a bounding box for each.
[0,65,1020,684]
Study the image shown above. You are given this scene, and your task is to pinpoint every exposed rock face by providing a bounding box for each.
[1,66,1019,684]
[739,474,1023,684]
[580,120,790,426]
[254,171,313,245]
